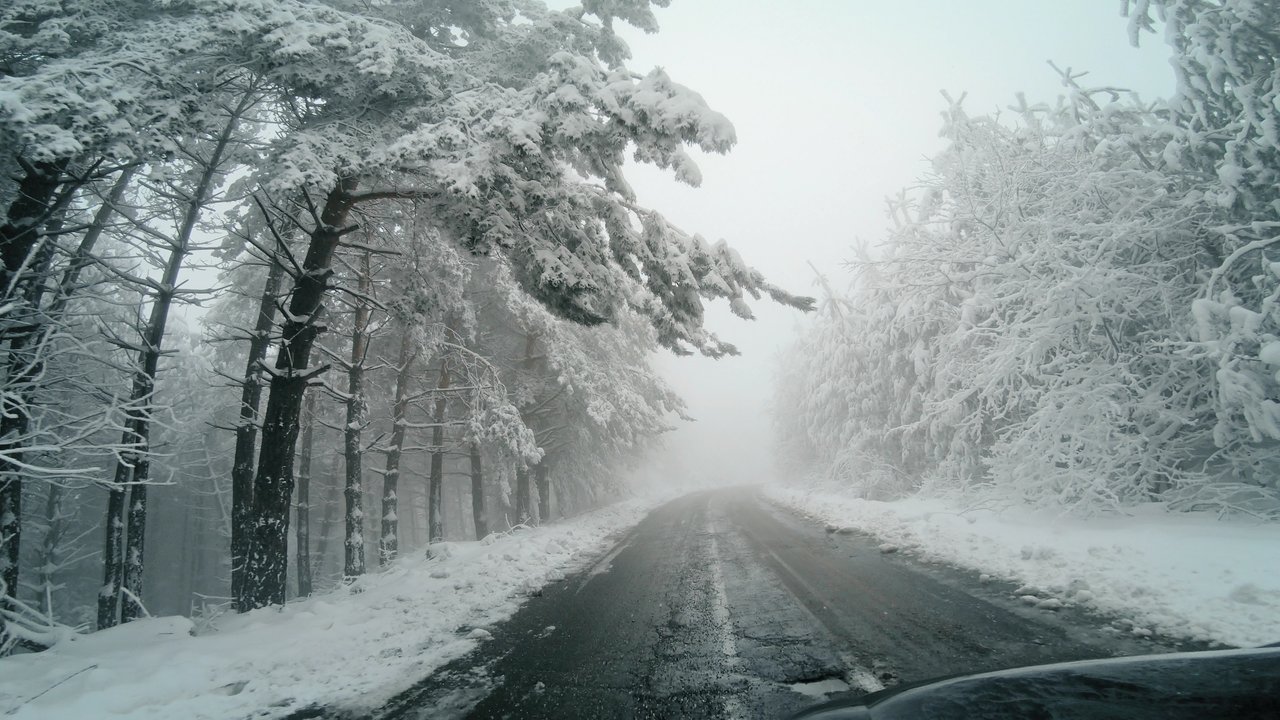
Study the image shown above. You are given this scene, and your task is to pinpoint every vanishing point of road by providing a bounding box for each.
[365,488,1184,719]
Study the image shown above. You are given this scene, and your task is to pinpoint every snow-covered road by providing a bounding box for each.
[371,488,1174,719]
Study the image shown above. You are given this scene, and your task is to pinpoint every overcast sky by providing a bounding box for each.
[597,1,1178,487]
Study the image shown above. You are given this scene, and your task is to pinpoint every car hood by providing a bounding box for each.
[792,646,1280,720]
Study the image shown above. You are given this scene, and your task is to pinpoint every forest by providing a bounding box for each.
[774,1,1280,518]
[0,0,812,652]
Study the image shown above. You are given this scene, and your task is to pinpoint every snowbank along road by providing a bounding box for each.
[357,488,1186,719]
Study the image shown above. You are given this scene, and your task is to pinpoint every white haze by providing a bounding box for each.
[598,1,1177,489]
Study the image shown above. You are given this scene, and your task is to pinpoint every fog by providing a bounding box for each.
[598,1,1177,488]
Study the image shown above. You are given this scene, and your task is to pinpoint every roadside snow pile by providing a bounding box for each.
[0,497,663,720]
[766,487,1280,648]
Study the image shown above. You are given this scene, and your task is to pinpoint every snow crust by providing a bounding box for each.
[0,497,663,719]
[766,487,1280,648]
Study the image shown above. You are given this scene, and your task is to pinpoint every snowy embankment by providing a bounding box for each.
[0,497,665,720]
[766,486,1280,648]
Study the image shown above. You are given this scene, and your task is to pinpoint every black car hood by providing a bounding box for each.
[792,646,1280,720]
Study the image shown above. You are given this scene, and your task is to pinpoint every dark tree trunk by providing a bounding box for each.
[428,358,449,542]
[515,466,531,525]
[1,159,66,296]
[97,485,126,630]
[1,159,66,641]
[230,255,285,608]
[342,251,373,580]
[0,468,19,618]
[0,415,23,610]
[0,330,31,616]
[535,463,550,524]
[243,178,357,610]
[470,443,487,540]
[295,389,315,598]
[121,465,149,622]
[0,413,22,609]
[380,330,414,565]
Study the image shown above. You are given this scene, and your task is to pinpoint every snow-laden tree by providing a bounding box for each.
[235,0,809,609]
[774,70,1280,515]
[484,260,684,522]
[774,260,939,500]
[916,95,1216,508]
[1127,0,1280,495]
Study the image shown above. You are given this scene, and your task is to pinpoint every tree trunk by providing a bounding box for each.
[342,250,373,580]
[0,410,23,611]
[535,463,550,524]
[230,255,285,609]
[470,444,488,540]
[428,358,449,543]
[243,178,358,610]
[121,454,150,623]
[515,466,531,525]
[295,389,315,598]
[97,481,126,629]
[1,159,66,643]
[0,339,28,617]
[380,330,415,565]
[0,159,66,296]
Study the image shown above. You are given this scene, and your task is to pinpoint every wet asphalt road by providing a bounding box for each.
[370,488,1180,720]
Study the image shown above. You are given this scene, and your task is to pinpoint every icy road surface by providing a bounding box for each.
[365,488,1183,719]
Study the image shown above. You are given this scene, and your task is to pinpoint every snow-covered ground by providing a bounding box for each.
[0,497,666,720]
[765,486,1280,649]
